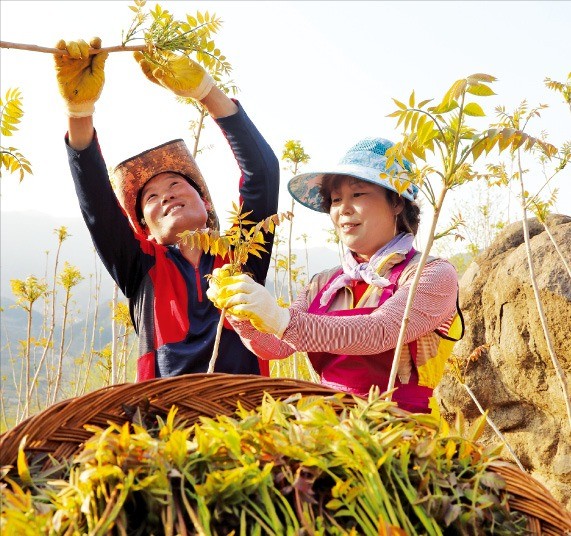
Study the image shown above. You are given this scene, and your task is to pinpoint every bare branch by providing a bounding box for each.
[0,40,145,55]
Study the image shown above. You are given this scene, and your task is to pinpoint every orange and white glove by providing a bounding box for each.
[53,37,108,117]
[133,50,214,101]
[207,266,290,337]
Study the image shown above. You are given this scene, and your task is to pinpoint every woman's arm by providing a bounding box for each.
[225,286,311,360]
[280,259,458,355]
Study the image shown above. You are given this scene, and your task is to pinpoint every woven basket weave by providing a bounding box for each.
[1,373,570,534]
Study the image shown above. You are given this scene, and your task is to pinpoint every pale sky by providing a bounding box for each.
[1,0,570,253]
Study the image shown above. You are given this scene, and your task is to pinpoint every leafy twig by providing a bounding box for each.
[179,204,293,372]
[1,1,231,75]
[383,74,558,405]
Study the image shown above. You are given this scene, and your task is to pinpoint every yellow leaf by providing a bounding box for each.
[240,209,254,219]
[410,111,420,132]
[201,233,211,253]
[210,238,219,256]
[497,128,516,152]
[484,136,499,155]
[466,73,497,83]
[466,83,495,97]
[463,102,485,117]
[429,100,458,115]
[453,79,468,98]
[471,139,486,161]
[417,120,434,146]
[537,139,558,157]
[440,79,467,109]
[17,436,32,487]
[468,413,488,442]
[445,439,456,460]
[510,131,527,151]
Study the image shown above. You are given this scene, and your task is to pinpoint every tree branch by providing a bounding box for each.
[0,41,146,55]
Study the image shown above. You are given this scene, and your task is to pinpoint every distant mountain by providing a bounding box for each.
[1,211,116,308]
[1,209,340,345]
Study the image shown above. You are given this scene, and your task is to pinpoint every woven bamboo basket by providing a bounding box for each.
[1,373,570,534]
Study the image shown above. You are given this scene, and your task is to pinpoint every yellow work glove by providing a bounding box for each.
[207,266,291,337]
[133,51,214,100]
[53,37,108,118]
[207,264,236,310]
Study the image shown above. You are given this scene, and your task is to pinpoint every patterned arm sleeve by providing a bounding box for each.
[280,259,458,354]
[225,287,311,360]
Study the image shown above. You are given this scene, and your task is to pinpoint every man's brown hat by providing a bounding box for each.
[111,139,219,236]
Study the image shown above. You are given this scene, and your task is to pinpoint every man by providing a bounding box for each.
[54,38,279,381]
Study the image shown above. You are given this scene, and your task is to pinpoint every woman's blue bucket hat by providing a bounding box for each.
[288,137,418,213]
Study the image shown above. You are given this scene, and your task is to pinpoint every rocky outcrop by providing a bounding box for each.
[436,215,571,510]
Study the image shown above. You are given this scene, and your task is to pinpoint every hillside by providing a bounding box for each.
[1,209,340,352]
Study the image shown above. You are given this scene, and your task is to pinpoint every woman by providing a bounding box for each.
[208,137,460,413]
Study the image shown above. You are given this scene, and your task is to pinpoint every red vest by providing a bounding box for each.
[307,249,432,413]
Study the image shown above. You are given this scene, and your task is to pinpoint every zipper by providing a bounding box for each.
[194,266,203,302]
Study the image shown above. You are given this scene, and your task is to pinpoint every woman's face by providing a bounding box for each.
[328,177,402,260]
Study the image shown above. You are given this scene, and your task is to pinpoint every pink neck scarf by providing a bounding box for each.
[319,233,414,306]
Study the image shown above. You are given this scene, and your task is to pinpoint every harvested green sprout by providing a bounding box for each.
[1,389,527,535]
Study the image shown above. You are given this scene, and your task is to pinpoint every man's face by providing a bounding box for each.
[139,172,209,245]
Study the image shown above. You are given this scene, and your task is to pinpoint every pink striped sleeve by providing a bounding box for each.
[280,258,458,354]
[225,285,311,360]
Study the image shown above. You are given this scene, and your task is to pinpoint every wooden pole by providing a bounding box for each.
[0,41,146,55]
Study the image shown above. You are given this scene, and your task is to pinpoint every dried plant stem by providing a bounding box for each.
[386,186,447,398]
[110,284,119,385]
[0,40,145,55]
[461,383,525,471]
[207,307,227,373]
[516,165,571,431]
[542,222,571,279]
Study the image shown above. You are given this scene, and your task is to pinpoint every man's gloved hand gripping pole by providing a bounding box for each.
[54,37,215,114]
[133,50,214,100]
[54,37,234,147]
[134,48,235,118]
[53,38,108,118]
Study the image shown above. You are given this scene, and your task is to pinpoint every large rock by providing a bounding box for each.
[436,214,571,510]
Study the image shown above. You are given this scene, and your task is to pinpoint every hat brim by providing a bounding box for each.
[288,163,418,213]
[112,139,219,236]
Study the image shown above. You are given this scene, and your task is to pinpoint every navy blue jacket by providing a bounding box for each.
[66,103,279,380]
